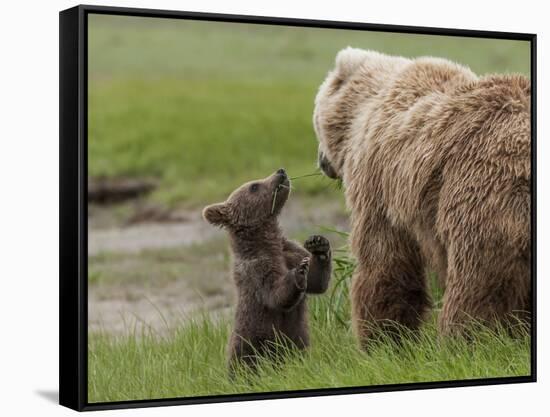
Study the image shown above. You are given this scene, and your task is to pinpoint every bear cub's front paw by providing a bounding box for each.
[305,235,331,258]
[294,257,310,290]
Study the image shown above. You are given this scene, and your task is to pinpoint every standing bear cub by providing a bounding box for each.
[203,168,332,372]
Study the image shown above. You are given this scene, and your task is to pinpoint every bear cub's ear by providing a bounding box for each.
[203,203,229,226]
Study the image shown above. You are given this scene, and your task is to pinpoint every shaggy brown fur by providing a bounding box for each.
[203,169,332,371]
[313,48,531,347]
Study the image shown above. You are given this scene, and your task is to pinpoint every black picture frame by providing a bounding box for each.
[59,4,537,411]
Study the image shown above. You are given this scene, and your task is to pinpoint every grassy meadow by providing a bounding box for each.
[87,14,531,403]
[90,317,530,403]
[89,285,531,403]
[88,14,530,206]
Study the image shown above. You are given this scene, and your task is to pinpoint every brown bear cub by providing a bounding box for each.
[203,168,332,372]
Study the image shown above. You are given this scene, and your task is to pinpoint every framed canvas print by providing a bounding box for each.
[59,4,537,411]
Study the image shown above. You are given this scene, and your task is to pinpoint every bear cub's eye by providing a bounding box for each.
[249,183,260,193]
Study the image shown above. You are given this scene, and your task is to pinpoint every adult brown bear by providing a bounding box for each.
[313,48,531,348]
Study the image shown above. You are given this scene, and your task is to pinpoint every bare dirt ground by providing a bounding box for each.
[88,196,349,335]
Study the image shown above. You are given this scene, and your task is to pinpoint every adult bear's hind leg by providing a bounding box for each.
[351,223,430,351]
[439,238,530,336]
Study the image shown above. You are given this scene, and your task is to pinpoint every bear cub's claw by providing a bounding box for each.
[305,235,330,255]
[294,257,310,290]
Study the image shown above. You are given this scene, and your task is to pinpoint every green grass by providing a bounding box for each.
[88,298,530,403]
[88,248,530,403]
[88,15,530,207]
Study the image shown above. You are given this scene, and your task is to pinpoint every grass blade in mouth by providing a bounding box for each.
[289,172,323,180]
[271,186,279,215]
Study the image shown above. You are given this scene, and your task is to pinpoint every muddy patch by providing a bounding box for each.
[89,211,220,256]
[89,279,233,335]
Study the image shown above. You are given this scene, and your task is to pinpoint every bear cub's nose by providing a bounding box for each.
[277,168,287,177]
